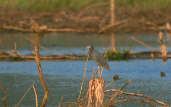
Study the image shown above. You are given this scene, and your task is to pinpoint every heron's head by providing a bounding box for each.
[86,45,94,55]
[86,45,94,51]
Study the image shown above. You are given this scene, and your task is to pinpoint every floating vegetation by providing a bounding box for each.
[104,48,130,60]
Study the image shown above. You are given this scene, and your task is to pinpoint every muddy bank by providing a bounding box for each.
[1,4,171,33]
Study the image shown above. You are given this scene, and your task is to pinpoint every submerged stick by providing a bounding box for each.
[0,82,8,107]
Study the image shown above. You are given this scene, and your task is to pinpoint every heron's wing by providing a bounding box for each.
[92,50,110,71]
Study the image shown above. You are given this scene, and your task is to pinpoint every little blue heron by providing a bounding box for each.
[86,45,110,76]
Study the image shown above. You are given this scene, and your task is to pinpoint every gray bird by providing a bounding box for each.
[86,45,110,76]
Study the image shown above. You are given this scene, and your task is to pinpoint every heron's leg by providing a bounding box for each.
[98,66,101,77]
[100,66,103,77]
[98,66,100,73]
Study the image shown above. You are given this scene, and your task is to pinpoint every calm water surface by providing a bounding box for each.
[0,32,171,106]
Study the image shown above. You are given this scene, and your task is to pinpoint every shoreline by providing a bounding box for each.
[1,5,171,33]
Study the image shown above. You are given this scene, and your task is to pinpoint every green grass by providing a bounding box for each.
[0,0,171,12]
[0,0,107,12]
[117,0,171,9]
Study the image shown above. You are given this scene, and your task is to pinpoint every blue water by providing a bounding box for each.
[0,33,171,106]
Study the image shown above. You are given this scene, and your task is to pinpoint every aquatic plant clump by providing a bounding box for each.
[104,49,130,60]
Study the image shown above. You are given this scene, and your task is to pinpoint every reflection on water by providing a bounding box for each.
[0,33,171,106]
[1,32,171,52]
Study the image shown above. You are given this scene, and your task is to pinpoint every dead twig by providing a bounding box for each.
[110,80,131,100]
[109,97,155,107]
[104,80,131,106]
[1,24,94,33]
[105,89,169,106]
[2,24,31,32]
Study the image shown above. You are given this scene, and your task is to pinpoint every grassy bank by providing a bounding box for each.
[1,0,171,12]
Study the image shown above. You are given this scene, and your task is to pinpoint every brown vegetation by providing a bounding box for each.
[1,3,171,33]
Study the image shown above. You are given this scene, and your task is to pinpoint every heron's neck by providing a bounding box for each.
[88,49,93,56]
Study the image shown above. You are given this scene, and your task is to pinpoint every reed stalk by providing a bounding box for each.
[34,35,49,107]
[31,19,49,107]
[33,84,39,107]
[0,82,8,107]
[15,82,35,107]
[77,55,89,101]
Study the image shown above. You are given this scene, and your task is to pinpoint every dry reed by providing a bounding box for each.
[31,19,49,107]
[77,54,89,101]
[104,80,131,106]
[34,36,49,107]
[105,89,169,106]
[0,82,8,107]
[15,82,35,107]
[32,84,39,107]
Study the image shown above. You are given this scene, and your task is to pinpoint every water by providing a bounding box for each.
[0,32,171,106]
